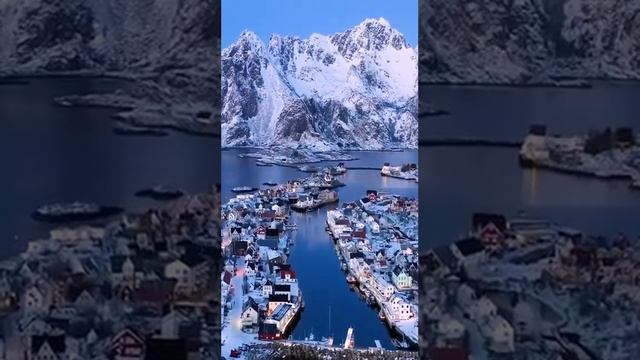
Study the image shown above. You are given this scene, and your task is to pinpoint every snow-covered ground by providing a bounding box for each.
[221,260,263,359]
[222,18,417,150]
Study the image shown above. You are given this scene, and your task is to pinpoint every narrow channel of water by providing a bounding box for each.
[222,149,418,348]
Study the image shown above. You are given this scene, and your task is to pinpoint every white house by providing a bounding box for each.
[371,274,396,301]
[22,282,52,314]
[391,266,412,290]
[480,315,515,353]
[470,296,497,322]
[164,259,193,295]
[241,297,260,329]
[385,295,413,321]
[262,280,273,297]
[111,256,143,289]
[435,315,466,342]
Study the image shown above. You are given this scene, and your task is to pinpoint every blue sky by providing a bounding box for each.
[222,0,417,48]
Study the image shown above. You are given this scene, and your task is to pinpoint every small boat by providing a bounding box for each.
[232,186,258,193]
[263,181,278,186]
[379,309,386,321]
[32,202,123,222]
[341,263,347,271]
[346,274,357,284]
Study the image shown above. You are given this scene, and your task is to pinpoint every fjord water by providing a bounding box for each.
[222,149,418,349]
[0,78,219,257]
[420,82,640,249]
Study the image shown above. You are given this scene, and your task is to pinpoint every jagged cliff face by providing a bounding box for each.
[420,0,640,84]
[0,0,219,113]
[222,18,418,150]
[0,0,216,72]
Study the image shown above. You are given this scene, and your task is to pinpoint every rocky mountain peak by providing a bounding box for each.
[331,17,408,59]
[222,20,417,150]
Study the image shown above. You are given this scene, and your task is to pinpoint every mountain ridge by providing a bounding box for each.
[420,0,640,85]
[222,18,418,150]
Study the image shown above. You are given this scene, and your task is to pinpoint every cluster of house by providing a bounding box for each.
[380,163,418,181]
[220,191,303,342]
[326,190,419,344]
[0,187,220,360]
[421,210,640,359]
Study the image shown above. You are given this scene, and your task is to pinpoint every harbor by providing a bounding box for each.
[221,149,418,355]
[326,190,419,347]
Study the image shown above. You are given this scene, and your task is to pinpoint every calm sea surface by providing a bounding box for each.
[420,82,640,249]
[0,78,219,257]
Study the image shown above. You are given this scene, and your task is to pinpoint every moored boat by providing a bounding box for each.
[32,202,123,222]
[232,186,258,193]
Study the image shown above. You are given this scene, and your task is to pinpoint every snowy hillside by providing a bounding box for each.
[420,0,640,84]
[0,0,219,134]
[222,18,418,150]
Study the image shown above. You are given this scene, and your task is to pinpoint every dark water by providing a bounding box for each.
[422,81,640,140]
[0,78,219,257]
[420,82,640,249]
[222,149,418,348]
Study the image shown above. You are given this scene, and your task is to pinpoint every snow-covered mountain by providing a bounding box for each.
[222,18,418,150]
[0,0,219,133]
[421,0,640,84]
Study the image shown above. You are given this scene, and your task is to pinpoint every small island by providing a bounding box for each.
[381,163,418,181]
[134,186,185,200]
[519,125,640,188]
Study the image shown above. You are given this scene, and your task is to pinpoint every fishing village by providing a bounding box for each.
[220,161,419,359]
[326,191,419,346]
[421,213,640,360]
[0,187,221,360]
[519,125,640,188]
